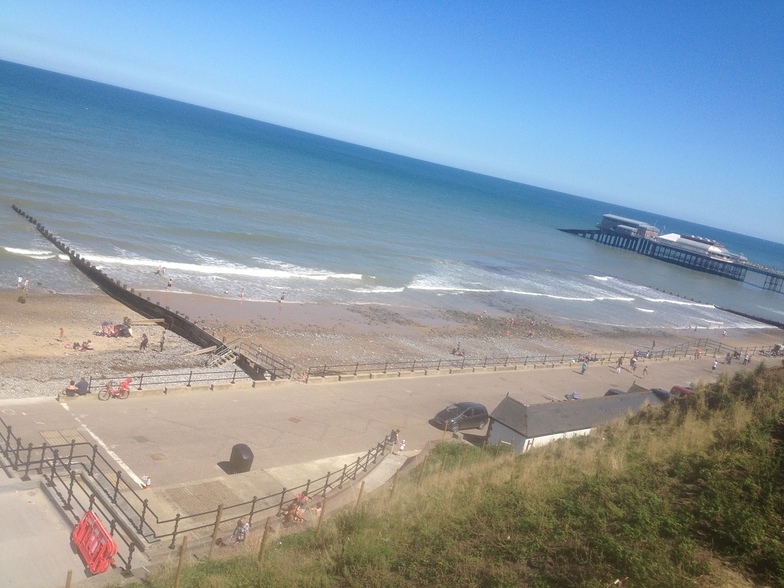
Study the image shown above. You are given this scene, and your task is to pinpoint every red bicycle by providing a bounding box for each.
[98,377,132,401]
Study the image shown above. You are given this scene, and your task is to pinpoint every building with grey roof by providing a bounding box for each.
[487,387,663,453]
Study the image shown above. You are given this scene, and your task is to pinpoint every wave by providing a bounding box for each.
[81,253,363,281]
[640,297,713,308]
[3,246,57,260]
[635,308,655,313]
[348,286,405,294]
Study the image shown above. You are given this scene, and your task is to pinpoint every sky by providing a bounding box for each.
[1,1,783,243]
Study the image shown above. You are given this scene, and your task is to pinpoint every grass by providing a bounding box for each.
[132,364,784,587]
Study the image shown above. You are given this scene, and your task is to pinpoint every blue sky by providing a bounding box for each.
[1,1,782,242]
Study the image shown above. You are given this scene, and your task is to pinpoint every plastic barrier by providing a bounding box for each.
[72,511,118,574]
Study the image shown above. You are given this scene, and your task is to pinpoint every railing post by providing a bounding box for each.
[67,439,76,470]
[88,376,93,392]
[411,360,416,372]
[483,356,488,368]
[89,444,98,477]
[354,363,359,376]
[232,369,237,384]
[352,456,361,479]
[461,356,466,369]
[48,449,59,486]
[137,374,144,390]
[123,543,136,576]
[524,356,528,366]
[248,496,258,526]
[138,499,149,534]
[36,442,48,474]
[88,493,96,512]
[112,469,122,504]
[338,464,348,488]
[169,513,181,549]
[65,470,77,510]
[277,488,288,515]
[437,359,441,371]
[305,479,312,496]
[22,443,33,481]
[4,424,11,455]
[322,472,331,495]
[364,449,372,471]
[383,361,388,374]
[187,371,193,387]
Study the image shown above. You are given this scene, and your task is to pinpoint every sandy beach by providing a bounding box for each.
[2,288,781,400]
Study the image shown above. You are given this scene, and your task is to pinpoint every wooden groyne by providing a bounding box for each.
[11,205,294,380]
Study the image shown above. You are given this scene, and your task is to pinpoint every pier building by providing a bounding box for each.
[560,214,783,292]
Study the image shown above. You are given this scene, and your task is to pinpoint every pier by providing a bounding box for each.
[560,215,784,292]
[11,205,295,380]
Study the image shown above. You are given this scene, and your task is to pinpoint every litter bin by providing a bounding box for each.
[229,443,253,474]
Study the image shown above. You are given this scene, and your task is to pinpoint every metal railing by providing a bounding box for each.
[0,415,394,555]
[82,368,252,393]
[302,340,774,380]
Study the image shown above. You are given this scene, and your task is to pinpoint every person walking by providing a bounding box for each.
[712,359,718,371]
[580,361,588,375]
[642,365,648,378]
[139,333,148,352]
[159,330,166,352]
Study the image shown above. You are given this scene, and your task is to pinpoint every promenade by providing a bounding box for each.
[0,350,770,587]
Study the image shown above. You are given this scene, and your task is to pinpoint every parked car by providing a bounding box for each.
[433,402,489,432]
[670,386,692,397]
[651,388,675,401]
[604,388,626,396]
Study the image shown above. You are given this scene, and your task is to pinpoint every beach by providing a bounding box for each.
[2,289,780,401]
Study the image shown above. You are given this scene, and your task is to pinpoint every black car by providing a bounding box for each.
[433,402,489,432]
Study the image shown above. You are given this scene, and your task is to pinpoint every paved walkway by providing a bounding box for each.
[0,351,765,586]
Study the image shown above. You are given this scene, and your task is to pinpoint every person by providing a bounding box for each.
[744,353,750,365]
[167,278,172,288]
[311,501,323,518]
[642,365,648,378]
[240,288,245,301]
[154,266,161,275]
[630,357,637,373]
[389,428,400,445]
[139,333,148,352]
[712,360,718,371]
[23,278,29,291]
[84,340,94,351]
[580,361,588,375]
[279,292,286,302]
[59,327,64,340]
[17,276,22,289]
[65,380,78,396]
[725,352,731,365]
[652,339,655,349]
[226,518,249,545]
[159,330,166,351]
[399,439,406,452]
[76,377,89,395]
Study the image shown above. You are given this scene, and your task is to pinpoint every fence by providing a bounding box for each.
[0,415,395,563]
[82,368,252,394]
[303,340,774,380]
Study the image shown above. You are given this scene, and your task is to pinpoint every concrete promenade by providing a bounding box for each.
[0,351,766,587]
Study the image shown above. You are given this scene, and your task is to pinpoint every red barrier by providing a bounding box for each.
[72,511,117,574]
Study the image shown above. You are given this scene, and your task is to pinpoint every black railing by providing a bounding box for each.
[82,369,252,394]
[0,415,394,554]
[303,340,773,380]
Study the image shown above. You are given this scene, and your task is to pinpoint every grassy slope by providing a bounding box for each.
[144,365,784,588]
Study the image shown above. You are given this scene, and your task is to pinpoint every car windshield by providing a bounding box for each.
[444,404,461,414]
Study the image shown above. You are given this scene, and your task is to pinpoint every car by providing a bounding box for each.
[604,388,626,396]
[670,386,692,397]
[651,388,675,401]
[433,402,489,432]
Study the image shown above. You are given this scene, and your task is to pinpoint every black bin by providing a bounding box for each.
[229,443,254,474]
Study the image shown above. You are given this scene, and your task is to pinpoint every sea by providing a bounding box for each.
[1,59,783,333]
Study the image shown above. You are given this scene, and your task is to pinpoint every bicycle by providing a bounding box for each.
[98,377,132,401]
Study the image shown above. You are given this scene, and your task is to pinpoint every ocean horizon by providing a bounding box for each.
[2,60,783,333]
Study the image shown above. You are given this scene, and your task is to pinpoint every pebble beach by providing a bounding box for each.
[2,289,780,401]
